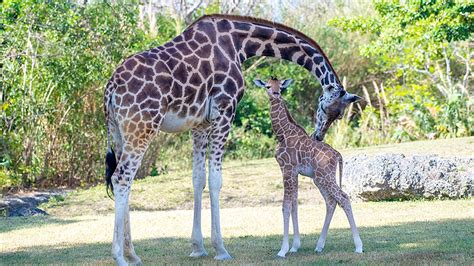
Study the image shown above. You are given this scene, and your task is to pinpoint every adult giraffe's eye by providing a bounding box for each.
[339,90,346,97]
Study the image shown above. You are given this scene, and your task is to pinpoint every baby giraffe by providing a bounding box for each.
[254,77,363,258]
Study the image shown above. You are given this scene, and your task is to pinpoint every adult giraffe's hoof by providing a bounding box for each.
[355,247,363,254]
[189,250,208,258]
[315,246,324,253]
[214,251,232,260]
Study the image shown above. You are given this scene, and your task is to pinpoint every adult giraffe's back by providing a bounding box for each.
[104,14,359,264]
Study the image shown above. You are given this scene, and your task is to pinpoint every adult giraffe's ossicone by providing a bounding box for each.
[103,14,360,264]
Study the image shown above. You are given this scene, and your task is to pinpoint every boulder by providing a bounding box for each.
[342,154,474,201]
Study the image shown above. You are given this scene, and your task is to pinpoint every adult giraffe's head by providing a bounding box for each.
[313,84,362,141]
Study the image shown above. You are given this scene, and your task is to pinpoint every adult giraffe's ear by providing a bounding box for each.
[253,79,266,88]
[280,79,293,93]
[343,92,362,103]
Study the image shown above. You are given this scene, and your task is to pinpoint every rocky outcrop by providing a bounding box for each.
[0,191,66,217]
[342,154,474,201]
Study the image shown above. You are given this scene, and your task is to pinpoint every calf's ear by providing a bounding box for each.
[280,79,293,92]
[253,79,266,88]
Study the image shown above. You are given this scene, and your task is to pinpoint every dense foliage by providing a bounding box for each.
[1,1,472,190]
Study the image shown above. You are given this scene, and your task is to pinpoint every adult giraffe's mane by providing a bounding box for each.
[188,14,341,84]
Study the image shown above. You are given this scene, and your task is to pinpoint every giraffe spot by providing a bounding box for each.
[214,93,231,105]
[218,35,235,60]
[315,67,322,77]
[154,60,171,74]
[197,21,216,43]
[171,82,183,98]
[116,65,125,73]
[275,32,296,44]
[231,31,247,51]
[122,94,135,107]
[121,71,132,81]
[183,28,194,40]
[155,75,172,93]
[135,64,155,81]
[173,35,183,42]
[261,43,275,57]
[196,44,212,58]
[302,45,316,57]
[150,47,163,53]
[213,46,229,72]
[223,79,237,96]
[167,47,178,54]
[176,42,192,56]
[297,54,305,65]
[280,46,300,61]
[217,19,232,32]
[236,88,244,102]
[129,78,144,93]
[189,40,199,50]
[124,58,138,70]
[320,64,327,74]
[244,40,260,58]
[167,57,179,70]
[144,82,160,98]
[189,73,202,86]
[184,55,199,68]
[323,74,330,85]
[229,64,243,87]
[184,86,196,105]
[164,42,173,48]
[178,106,188,118]
[142,52,158,63]
[233,21,251,31]
[214,74,226,85]
[196,84,207,104]
[174,63,188,84]
[304,58,314,71]
[251,26,273,40]
[194,32,209,44]
[313,55,324,64]
[189,105,198,115]
[159,52,171,61]
[172,51,182,60]
[330,73,335,83]
[199,60,212,77]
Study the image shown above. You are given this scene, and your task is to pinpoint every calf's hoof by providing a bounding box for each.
[214,252,232,261]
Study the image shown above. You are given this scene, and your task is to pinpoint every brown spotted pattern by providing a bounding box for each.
[103,14,352,264]
[255,78,363,257]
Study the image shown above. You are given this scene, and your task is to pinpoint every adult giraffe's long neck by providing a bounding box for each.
[192,15,341,88]
[269,96,305,142]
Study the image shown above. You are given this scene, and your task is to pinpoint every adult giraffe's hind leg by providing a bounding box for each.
[190,129,209,258]
[124,204,141,265]
[111,117,161,265]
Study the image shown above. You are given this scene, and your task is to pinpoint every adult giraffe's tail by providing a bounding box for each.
[105,137,116,200]
[104,80,117,200]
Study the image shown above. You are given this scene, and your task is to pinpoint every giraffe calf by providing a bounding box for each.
[254,77,363,258]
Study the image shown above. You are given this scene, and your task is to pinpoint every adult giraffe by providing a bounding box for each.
[104,14,361,264]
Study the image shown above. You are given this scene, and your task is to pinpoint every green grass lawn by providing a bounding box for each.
[1,137,473,264]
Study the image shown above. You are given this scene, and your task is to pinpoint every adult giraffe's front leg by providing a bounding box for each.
[207,106,234,260]
[190,129,209,258]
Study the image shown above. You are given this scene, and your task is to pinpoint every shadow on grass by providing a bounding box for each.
[1,219,473,264]
[0,216,80,234]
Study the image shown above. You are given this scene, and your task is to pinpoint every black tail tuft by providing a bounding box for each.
[105,149,117,200]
